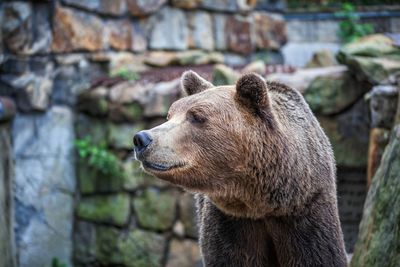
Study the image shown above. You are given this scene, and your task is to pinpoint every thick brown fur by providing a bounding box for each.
[135,71,347,267]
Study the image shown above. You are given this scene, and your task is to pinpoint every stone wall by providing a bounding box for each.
[0,0,287,266]
[73,77,202,267]
[283,13,400,67]
[0,97,16,267]
[1,0,399,266]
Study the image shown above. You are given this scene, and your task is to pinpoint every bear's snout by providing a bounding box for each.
[133,131,152,154]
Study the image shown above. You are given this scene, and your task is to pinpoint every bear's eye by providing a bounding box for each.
[187,111,206,124]
[166,112,171,120]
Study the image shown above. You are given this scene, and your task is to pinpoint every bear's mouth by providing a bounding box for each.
[142,160,185,172]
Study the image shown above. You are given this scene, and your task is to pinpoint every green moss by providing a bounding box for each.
[95,227,166,267]
[133,189,177,231]
[351,126,400,267]
[107,122,145,150]
[304,73,366,115]
[78,161,124,194]
[77,194,130,226]
[119,230,166,267]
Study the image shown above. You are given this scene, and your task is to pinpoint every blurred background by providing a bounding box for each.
[0,0,399,267]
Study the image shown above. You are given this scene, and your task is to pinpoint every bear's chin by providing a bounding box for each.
[141,160,185,173]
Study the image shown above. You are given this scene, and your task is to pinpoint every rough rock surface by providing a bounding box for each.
[12,106,75,267]
[149,7,188,50]
[52,6,105,52]
[351,126,400,267]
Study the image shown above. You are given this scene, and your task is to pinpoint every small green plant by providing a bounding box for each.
[335,3,374,43]
[51,258,67,267]
[110,68,139,81]
[75,137,124,178]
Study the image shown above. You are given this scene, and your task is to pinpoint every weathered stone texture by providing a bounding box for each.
[351,126,400,267]
[77,194,130,226]
[127,0,167,16]
[367,128,390,187]
[369,85,399,129]
[0,124,15,267]
[12,106,75,267]
[253,12,287,50]
[52,6,105,52]
[62,0,127,16]
[225,15,254,54]
[149,7,188,50]
[188,11,214,51]
[304,71,369,115]
[133,189,178,231]
[106,20,132,51]
[337,34,400,84]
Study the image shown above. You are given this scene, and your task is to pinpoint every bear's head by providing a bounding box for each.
[134,71,334,219]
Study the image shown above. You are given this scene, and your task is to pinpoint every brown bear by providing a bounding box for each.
[133,71,347,267]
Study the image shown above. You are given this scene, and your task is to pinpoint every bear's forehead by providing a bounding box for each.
[171,86,234,114]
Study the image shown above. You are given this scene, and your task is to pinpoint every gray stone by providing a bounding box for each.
[201,0,235,11]
[17,214,73,267]
[62,0,127,16]
[143,78,182,117]
[132,21,148,52]
[188,11,214,51]
[0,125,15,267]
[286,19,340,43]
[213,14,227,51]
[11,73,53,111]
[2,2,52,54]
[201,0,239,12]
[267,65,347,94]
[52,65,91,106]
[127,0,167,16]
[13,106,75,158]
[2,2,32,54]
[282,42,341,67]
[149,7,188,51]
[369,85,399,129]
[14,157,75,209]
[13,106,75,267]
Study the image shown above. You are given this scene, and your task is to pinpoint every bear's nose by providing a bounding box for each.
[133,131,153,152]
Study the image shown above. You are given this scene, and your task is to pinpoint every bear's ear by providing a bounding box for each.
[181,70,214,95]
[235,73,270,117]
